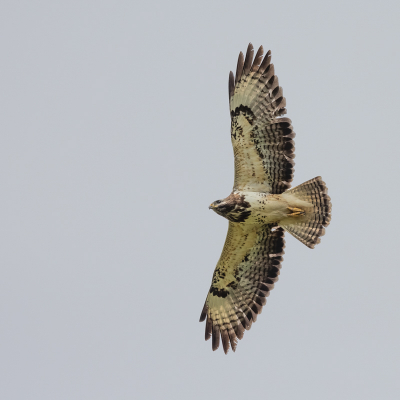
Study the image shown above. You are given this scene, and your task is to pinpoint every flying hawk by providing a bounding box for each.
[199,43,332,354]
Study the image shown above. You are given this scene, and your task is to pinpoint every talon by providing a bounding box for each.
[287,207,305,217]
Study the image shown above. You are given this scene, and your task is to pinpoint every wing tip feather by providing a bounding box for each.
[229,71,235,98]
[235,51,244,85]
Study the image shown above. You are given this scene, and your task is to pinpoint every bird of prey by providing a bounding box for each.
[199,43,332,354]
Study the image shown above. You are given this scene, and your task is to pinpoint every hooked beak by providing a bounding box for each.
[209,203,215,210]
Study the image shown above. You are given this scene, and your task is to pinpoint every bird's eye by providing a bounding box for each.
[215,200,222,204]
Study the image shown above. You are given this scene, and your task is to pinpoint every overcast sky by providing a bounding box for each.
[1,1,400,399]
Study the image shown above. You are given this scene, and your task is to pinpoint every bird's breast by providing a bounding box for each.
[240,192,289,225]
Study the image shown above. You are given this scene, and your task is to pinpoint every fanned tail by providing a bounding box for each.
[280,177,331,249]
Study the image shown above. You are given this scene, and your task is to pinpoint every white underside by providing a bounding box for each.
[240,191,313,226]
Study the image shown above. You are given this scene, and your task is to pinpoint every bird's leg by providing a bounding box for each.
[287,207,305,217]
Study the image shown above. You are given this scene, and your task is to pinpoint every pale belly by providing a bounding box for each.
[243,192,290,225]
[220,190,313,227]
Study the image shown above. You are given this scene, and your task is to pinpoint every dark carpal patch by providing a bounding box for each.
[209,287,229,298]
[230,105,255,139]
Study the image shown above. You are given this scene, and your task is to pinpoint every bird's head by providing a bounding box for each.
[209,199,234,217]
[209,193,251,222]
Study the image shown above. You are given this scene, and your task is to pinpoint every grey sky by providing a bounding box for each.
[1,1,399,399]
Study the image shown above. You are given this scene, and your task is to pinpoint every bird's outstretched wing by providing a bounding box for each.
[230,43,295,194]
[199,223,285,353]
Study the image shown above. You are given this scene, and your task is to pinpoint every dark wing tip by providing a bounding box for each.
[212,325,220,351]
[205,316,212,341]
[199,303,207,322]
[221,329,230,354]
[259,50,272,74]
[243,43,254,75]
[235,51,244,85]
[231,44,265,97]
[251,45,264,72]
[229,71,235,98]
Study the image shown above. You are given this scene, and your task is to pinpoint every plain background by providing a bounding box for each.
[1,1,400,399]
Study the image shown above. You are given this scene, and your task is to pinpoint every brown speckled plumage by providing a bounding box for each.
[201,44,332,354]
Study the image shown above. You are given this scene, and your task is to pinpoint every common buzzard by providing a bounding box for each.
[200,43,332,354]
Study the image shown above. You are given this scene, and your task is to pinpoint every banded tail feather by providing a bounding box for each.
[280,176,332,249]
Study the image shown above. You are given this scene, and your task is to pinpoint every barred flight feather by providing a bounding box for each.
[228,43,295,194]
[200,223,285,354]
